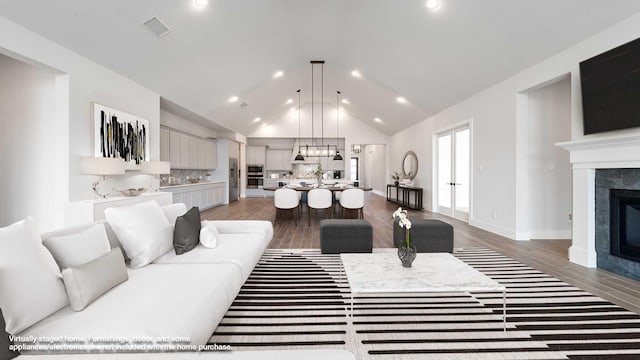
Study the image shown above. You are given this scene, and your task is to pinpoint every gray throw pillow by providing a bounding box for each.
[1,308,19,359]
[173,207,201,255]
[61,248,129,311]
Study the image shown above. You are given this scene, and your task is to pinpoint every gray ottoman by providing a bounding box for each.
[320,219,373,254]
[394,218,453,253]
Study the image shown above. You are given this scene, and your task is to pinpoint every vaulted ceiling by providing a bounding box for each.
[2,0,640,136]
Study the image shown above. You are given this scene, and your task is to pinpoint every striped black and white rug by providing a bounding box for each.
[209,248,640,359]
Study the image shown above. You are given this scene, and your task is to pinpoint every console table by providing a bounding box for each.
[386,184,423,210]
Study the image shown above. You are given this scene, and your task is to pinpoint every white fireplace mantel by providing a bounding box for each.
[557,133,640,268]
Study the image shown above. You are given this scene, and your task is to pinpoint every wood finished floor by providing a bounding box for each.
[201,192,640,314]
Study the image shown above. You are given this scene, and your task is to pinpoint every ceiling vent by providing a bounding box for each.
[142,16,171,38]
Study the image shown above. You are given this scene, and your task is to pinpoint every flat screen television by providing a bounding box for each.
[580,37,640,135]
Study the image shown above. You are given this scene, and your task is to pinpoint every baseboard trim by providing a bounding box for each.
[528,230,572,240]
[469,217,518,240]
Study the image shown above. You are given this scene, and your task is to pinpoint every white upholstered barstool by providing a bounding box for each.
[274,188,300,226]
[307,188,333,226]
[339,188,365,219]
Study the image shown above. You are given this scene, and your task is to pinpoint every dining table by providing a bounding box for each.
[263,185,373,192]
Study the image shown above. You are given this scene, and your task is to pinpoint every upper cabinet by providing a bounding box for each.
[161,127,217,170]
[159,128,170,162]
[266,149,291,171]
[246,146,266,165]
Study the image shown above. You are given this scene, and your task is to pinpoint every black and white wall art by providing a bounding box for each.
[93,103,149,169]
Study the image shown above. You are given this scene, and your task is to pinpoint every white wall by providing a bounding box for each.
[390,119,436,211]
[160,109,218,139]
[0,54,64,231]
[525,77,572,239]
[361,144,387,194]
[0,16,160,212]
[390,11,640,240]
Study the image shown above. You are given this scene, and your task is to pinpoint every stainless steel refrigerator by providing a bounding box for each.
[229,157,239,202]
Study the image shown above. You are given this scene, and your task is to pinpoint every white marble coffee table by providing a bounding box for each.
[340,252,507,331]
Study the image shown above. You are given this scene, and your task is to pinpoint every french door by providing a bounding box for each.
[436,125,470,221]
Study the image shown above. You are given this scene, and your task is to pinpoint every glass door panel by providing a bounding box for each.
[437,134,452,213]
[454,128,470,221]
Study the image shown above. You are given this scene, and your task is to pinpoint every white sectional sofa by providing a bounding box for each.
[2,203,272,353]
[2,202,355,359]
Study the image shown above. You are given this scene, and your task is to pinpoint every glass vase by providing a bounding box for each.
[398,246,417,267]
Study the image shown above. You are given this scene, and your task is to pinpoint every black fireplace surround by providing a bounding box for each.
[595,169,640,281]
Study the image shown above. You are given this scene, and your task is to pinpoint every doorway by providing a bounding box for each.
[435,124,470,221]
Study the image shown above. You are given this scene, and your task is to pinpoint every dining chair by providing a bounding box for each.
[274,188,300,226]
[339,188,365,219]
[307,188,332,226]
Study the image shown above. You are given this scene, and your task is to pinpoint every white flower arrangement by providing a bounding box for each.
[392,207,412,248]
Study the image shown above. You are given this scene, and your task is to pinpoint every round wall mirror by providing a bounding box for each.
[402,151,418,180]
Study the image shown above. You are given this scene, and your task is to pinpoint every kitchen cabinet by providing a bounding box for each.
[180,134,190,168]
[169,131,181,168]
[246,146,266,165]
[160,128,170,162]
[266,149,291,171]
[64,192,173,227]
[188,137,198,169]
[317,157,344,171]
[161,127,217,170]
[197,140,206,169]
[330,159,344,171]
[162,182,225,210]
[205,141,217,169]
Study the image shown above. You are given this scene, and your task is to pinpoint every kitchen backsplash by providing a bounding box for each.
[161,169,211,186]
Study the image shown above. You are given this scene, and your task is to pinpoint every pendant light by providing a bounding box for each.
[294,89,305,161]
[333,90,343,161]
[296,60,338,158]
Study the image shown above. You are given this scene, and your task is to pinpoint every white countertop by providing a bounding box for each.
[160,181,224,189]
[340,252,505,294]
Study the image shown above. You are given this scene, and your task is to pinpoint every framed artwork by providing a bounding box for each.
[93,102,149,170]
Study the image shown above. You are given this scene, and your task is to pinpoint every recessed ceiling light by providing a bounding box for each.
[254,117,261,122]
[396,97,407,104]
[286,98,293,104]
[341,99,350,104]
[351,70,362,78]
[273,71,284,78]
[425,0,440,10]
[374,117,383,123]
[228,96,239,103]
[193,0,208,9]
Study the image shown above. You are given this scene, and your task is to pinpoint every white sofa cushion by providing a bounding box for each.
[162,203,188,225]
[18,263,243,351]
[203,220,273,242]
[104,201,173,269]
[153,233,268,281]
[43,223,111,270]
[199,223,218,248]
[62,248,128,311]
[0,217,69,334]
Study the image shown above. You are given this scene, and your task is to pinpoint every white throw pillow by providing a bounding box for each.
[43,223,111,270]
[162,203,187,225]
[0,217,69,334]
[199,223,218,248]
[104,201,173,269]
[62,248,128,311]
